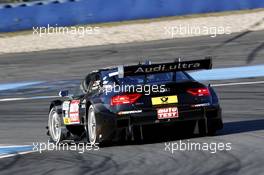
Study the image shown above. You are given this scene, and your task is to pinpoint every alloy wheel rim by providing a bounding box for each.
[49,109,61,142]
[88,108,96,144]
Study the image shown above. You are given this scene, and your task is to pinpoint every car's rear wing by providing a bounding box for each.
[109,58,212,78]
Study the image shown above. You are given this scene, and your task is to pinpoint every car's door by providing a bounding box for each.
[70,73,101,124]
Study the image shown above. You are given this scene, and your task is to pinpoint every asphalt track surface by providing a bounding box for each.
[0,30,264,175]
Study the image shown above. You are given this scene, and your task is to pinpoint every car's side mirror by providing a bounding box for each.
[59,90,69,97]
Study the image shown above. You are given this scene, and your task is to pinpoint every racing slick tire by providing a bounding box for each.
[48,106,67,143]
[207,118,223,136]
[85,105,101,145]
[198,119,222,136]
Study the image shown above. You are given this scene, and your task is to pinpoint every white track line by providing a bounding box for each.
[0,96,59,102]
[212,80,264,87]
[0,150,36,159]
[0,97,31,102]
[0,145,35,159]
[0,145,31,148]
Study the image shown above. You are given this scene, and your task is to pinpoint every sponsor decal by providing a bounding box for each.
[191,103,210,107]
[62,101,70,110]
[118,110,142,115]
[69,100,80,124]
[152,95,178,105]
[62,101,70,119]
[157,107,179,119]
[63,118,70,124]
[123,59,212,76]
[134,63,201,74]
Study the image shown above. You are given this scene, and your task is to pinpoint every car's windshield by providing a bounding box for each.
[101,69,192,85]
[119,72,191,84]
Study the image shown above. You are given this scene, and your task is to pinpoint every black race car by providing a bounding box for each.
[47,58,223,145]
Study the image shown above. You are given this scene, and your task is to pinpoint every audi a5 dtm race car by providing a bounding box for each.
[47,58,223,145]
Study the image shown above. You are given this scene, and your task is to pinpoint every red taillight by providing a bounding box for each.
[187,88,210,96]
[111,93,142,106]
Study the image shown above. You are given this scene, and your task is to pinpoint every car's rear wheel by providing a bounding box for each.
[86,105,98,145]
[48,106,64,143]
[207,118,223,136]
[198,119,220,136]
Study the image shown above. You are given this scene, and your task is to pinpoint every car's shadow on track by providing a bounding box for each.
[219,119,264,136]
[105,119,264,147]
[105,124,203,147]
